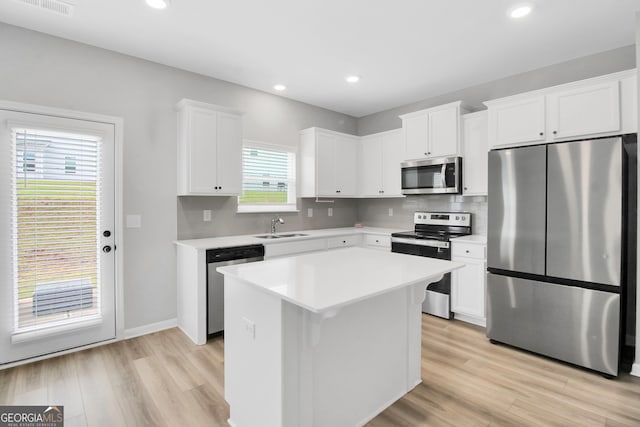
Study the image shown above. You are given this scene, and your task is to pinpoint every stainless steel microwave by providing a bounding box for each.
[401,156,462,195]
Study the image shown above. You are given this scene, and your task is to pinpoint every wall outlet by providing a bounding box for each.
[307,208,313,217]
[388,208,393,217]
[328,207,333,217]
[242,317,255,339]
[203,210,212,222]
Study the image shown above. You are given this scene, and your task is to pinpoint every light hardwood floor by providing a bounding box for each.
[1,316,639,426]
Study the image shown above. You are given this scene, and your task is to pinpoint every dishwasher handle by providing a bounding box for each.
[206,244,265,263]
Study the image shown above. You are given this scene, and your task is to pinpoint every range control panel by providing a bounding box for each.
[414,211,471,227]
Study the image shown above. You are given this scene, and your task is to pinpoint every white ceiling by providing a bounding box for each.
[1,0,640,117]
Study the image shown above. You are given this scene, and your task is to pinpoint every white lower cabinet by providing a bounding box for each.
[451,240,486,326]
[264,239,328,259]
[327,234,362,249]
[362,234,391,251]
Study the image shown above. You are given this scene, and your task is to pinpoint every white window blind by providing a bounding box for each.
[238,141,297,213]
[11,127,101,332]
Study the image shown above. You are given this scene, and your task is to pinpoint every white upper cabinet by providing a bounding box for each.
[300,128,358,197]
[486,69,637,149]
[547,81,620,139]
[461,111,488,196]
[489,96,545,147]
[400,101,465,160]
[359,129,404,197]
[177,99,242,196]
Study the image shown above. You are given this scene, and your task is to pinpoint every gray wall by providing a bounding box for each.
[0,22,357,330]
[357,196,487,235]
[357,45,636,136]
[178,197,357,240]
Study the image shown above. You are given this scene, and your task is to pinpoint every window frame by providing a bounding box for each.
[237,139,298,214]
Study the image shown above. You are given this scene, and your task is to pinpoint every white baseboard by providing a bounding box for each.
[631,363,640,378]
[124,318,177,340]
[453,312,486,328]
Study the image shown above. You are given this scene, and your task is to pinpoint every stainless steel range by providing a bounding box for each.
[391,212,472,319]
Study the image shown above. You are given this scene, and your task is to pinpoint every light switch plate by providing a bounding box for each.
[328,207,333,217]
[307,208,313,217]
[126,214,142,228]
[388,208,393,217]
[203,210,212,222]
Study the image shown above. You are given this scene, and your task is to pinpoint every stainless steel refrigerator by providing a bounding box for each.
[487,135,636,376]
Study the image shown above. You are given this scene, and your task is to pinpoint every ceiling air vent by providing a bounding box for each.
[14,0,75,17]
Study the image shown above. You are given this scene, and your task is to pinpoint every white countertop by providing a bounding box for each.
[217,247,464,313]
[174,226,405,250]
[451,234,487,244]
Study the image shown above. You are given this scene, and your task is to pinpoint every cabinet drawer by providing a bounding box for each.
[452,243,486,259]
[327,235,362,249]
[363,234,390,249]
[265,239,327,259]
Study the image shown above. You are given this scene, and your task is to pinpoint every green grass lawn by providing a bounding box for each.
[16,179,97,299]
[238,190,287,204]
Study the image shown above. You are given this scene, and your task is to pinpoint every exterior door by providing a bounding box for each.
[0,109,116,364]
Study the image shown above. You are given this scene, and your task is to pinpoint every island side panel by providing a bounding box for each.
[224,276,283,427]
[407,281,432,387]
[176,245,207,345]
[281,286,423,427]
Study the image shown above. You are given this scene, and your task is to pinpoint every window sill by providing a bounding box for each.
[237,205,299,214]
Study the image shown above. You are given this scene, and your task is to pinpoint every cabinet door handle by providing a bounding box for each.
[539,132,544,136]
[464,187,468,191]
[553,130,557,135]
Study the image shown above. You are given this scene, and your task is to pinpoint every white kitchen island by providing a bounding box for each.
[218,247,463,427]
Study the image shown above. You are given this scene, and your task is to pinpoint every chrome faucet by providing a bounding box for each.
[271,217,284,234]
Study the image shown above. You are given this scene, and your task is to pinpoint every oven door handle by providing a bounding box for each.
[391,237,450,249]
[441,163,447,188]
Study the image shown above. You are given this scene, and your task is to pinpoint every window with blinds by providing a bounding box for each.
[238,141,297,213]
[12,128,101,332]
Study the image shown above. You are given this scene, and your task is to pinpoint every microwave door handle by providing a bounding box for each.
[440,163,447,188]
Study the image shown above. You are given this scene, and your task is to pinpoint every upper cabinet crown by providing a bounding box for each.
[485,69,637,149]
[177,99,243,196]
[300,127,359,197]
[399,101,467,161]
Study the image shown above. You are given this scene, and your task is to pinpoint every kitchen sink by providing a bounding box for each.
[255,233,308,239]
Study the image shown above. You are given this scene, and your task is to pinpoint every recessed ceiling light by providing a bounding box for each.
[146,0,170,10]
[273,84,287,91]
[345,75,360,83]
[509,4,533,19]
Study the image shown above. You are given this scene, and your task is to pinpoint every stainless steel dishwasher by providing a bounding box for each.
[206,244,265,335]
